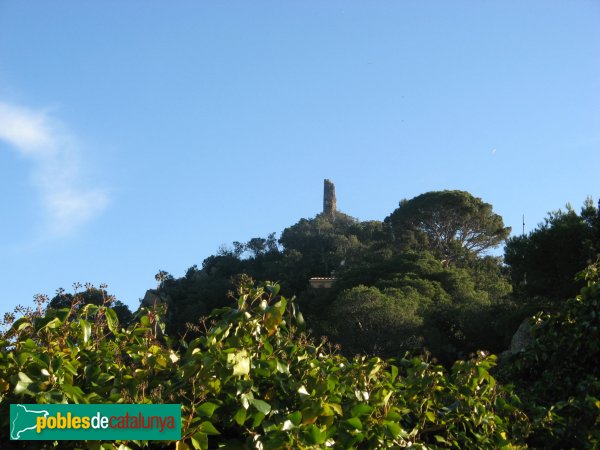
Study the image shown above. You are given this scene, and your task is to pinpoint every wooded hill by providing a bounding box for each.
[119,189,599,364]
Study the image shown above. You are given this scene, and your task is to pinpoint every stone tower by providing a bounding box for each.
[323,179,336,217]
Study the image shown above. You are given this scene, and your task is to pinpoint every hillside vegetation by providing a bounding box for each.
[1,190,599,448]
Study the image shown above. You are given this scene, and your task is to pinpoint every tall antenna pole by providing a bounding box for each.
[522,214,527,285]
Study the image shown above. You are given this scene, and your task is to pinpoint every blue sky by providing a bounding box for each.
[1,1,599,314]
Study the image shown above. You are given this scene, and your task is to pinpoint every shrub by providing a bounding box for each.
[1,278,528,449]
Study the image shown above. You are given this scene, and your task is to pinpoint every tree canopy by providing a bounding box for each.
[135,190,516,363]
[385,190,510,265]
[504,198,600,301]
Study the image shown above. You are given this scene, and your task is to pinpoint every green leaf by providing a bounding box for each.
[62,360,78,375]
[199,421,220,435]
[251,411,265,427]
[12,318,31,332]
[240,392,251,410]
[233,407,246,426]
[62,383,85,402]
[434,435,450,444]
[81,303,99,317]
[262,340,273,355]
[80,319,92,344]
[21,338,37,350]
[295,311,306,329]
[237,294,246,310]
[383,421,404,439]
[105,308,118,333]
[176,441,191,450]
[250,398,271,415]
[14,375,32,394]
[345,417,363,430]
[351,403,373,417]
[328,403,343,416]
[40,317,62,330]
[390,364,399,381]
[274,296,287,312]
[190,432,208,450]
[425,410,436,422]
[287,410,302,426]
[477,366,489,380]
[196,402,218,418]
[266,283,280,296]
[304,425,326,445]
[228,350,250,377]
[385,410,402,422]
[264,309,283,332]
[18,371,33,383]
[276,360,289,374]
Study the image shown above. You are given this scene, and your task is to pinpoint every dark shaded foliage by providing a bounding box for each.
[498,261,600,448]
[505,199,600,301]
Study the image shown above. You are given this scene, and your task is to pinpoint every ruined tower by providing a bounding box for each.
[323,179,336,218]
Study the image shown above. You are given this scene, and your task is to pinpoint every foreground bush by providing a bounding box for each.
[1,277,529,449]
[499,262,600,448]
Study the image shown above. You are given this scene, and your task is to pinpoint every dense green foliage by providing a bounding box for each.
[499,262,600,448]
[317,252,512,362]
[279,213,392,286]
[385,191,511,265]
[2,190,599,447]
[154,211,395,341]
[3,268,599,448]
[504,198,600,301]
[1,279,530,449]
[152,190,514,364]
